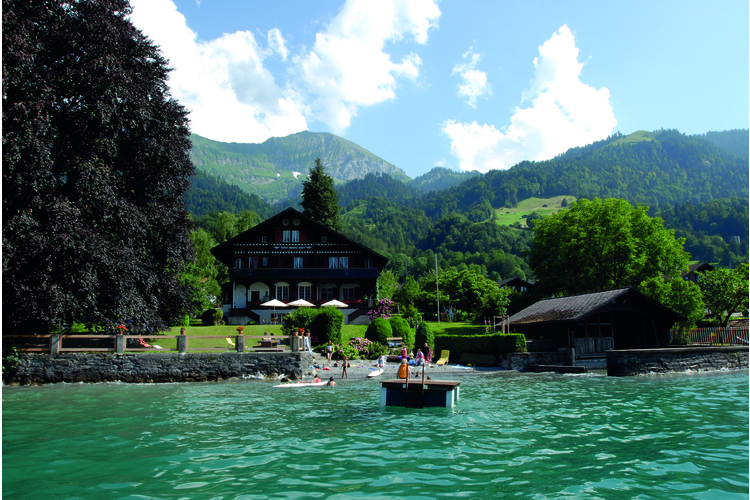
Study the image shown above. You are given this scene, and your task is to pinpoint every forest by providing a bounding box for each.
[186,129,749,307]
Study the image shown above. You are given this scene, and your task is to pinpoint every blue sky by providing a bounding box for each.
[130,0,749,179]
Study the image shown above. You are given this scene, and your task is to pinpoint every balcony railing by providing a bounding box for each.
[231,267,379,280]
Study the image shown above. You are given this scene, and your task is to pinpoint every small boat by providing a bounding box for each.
[273,381,327,388]
[368,368,384,378]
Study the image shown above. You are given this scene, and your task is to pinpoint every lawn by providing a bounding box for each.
[140,321,488,352]
[493,195,575,227]
[142,321,371,352]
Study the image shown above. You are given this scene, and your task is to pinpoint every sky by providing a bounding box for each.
[129,0,749,179]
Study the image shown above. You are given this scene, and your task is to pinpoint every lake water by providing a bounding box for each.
[3,370,748,499]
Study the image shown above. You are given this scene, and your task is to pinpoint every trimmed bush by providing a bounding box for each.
[433,333,526,363]
[414,320,435,353]
[201,308,223,326]
[365,317,392,345]
[283,306,344,345]
[388,316,413,346]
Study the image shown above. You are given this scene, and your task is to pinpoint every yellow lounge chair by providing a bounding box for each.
[226,337,236,348]
[436,350,449,365]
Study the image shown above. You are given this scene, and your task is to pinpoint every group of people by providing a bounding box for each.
[399,343,433,366]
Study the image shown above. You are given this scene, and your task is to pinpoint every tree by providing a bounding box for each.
[3,0,194,334]
[301,158,341,231]
[638,277,705,329]
[529,198,690,295]
[698,264,749,327]
[180,229,221,313]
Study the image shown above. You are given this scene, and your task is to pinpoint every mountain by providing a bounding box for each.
[413,129,749,220]
[189,131,409,204]
[409,167,482,193]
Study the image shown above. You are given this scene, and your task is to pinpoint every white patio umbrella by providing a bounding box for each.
[321,299,348,308]
[288,299,315,307]
[261,299,288,323]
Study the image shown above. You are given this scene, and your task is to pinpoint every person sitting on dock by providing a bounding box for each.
[397,358,411,380]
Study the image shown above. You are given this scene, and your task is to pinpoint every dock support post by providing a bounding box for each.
[236,336,245,353]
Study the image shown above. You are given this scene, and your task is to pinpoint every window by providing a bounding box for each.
[321,236,327,242]
[263,257,268,267]
[276,285,289,301]
[320,287,334,300]
[283,230,291,242]
[298,285,311,300]
[364,258,373,268]
[235,259,242,269]
[342,287,355,300]
[262,236,268,242]
[339,257,348,268]
[329,257,338,268]
[294,257,303,269]
[292,230,299,242]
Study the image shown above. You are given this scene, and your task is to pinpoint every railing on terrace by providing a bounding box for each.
[670,327,749,346]
[3,335,302,354]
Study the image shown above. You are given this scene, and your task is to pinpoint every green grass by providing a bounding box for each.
[494,195,576,227]
[427,321,487,337]
[609,130,656,146]
[141,321,371,352]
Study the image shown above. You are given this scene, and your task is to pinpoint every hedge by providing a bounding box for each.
[433,333,526,363]
[365,317,392,345]
[282,306,344,344]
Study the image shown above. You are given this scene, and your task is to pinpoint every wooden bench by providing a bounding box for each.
[387,337,403,347]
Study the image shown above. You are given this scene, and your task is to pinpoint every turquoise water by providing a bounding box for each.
[3,371,748,499]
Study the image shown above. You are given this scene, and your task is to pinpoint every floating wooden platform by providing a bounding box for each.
[380,379,461,408]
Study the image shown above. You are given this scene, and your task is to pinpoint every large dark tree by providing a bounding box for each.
[3,0,195,334]
[301,158,341,231]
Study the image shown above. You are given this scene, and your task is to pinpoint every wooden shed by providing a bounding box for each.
[506,288,686,356]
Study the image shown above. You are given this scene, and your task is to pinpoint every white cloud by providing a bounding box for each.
[295,0,440,133]
[129,0,307,143]
[443,25,617,172]
[452,48,491,108]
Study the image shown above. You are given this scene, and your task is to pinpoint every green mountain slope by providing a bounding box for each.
[414,129,749,220]
[190,131,409,204]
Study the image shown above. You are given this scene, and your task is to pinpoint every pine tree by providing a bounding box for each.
[3,0,194,334]
[301,158,342,231]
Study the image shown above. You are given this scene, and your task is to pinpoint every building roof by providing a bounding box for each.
[508,287,686,326]
[210,207,389,268]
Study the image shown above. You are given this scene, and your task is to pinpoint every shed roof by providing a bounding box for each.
[508,287,685,326]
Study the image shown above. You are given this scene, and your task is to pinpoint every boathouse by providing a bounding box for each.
[210,207,389,325]
[506,288,686,356]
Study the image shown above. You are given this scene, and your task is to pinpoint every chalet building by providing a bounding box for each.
[210,207,388,325]
[506,288,686,357]
[498,277,536,293]
[681,262,714,283]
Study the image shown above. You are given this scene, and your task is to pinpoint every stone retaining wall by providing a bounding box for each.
[606,346,749,376]
[5,352,306,385]
[500,350,572,371]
